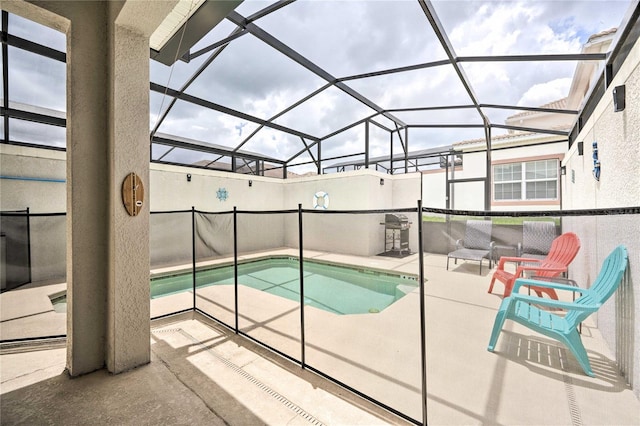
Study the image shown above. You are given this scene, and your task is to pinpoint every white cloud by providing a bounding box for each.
[449,2,534,56]
[6,0,635,165]
[517,77,573,106]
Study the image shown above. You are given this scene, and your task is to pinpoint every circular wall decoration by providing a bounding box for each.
[216,187,229,202]
[313,191,329,210]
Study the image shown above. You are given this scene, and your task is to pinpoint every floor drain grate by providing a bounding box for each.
[561,356,583,426]
[162,328,326,426]
[0,337,66,354]
[151,327,183,334]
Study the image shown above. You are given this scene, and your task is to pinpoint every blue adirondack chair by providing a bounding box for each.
[487,245,628,377]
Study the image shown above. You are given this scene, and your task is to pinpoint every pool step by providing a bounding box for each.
[395,284,417,298]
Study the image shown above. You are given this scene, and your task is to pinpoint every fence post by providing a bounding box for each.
[418,200,428,425]
[298,203,306,367]
[234,206,239,334]
[191,206,196,311]
[26,207,32,284]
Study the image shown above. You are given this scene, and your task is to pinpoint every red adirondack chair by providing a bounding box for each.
[488,232,581,298]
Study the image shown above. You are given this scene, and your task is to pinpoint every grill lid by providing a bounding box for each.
[385,213,409,223]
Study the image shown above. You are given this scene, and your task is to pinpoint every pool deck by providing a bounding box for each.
[2,248,639,424]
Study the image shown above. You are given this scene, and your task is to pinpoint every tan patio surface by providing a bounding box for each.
[1,249,638,425]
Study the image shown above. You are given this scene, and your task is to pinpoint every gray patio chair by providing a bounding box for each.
[518,221,557,260]
[447,220,495,275]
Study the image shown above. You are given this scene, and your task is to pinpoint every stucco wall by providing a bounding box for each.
[0,148,68,281]
[490,142,566,163]
[0,145,66,213]
[283,169,392,210]
[150,162,285,212]
[1,152,424,261]
[392,173,422,253]
[421,170,447,209]
[562,34,640,398]
[421,151,487,211]
[452,181,485,210]
[3,0,177,375]
[282,170,421,256]
[391,172,422,209]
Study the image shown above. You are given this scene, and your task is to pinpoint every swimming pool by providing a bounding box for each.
[154,257,419,315]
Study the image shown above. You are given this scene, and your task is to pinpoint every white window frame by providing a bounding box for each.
[493,159,559,201]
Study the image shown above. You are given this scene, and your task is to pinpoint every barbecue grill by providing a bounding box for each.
[380,213,412,256]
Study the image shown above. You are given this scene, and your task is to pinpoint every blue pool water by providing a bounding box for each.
[153,257,419,315]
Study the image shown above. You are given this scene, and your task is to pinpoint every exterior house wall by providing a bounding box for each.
[490,142,566,163]
[457,151,487,177]
[506,110,573,132]
[452,180,485,210]
[420,141,566,212]
[490,142,566,211]
[421,150,487,211]
[421,169,447,209]
[452,151,486,211]
[562,34,640,398]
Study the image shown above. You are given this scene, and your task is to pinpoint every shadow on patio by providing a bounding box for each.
[1,252,639,425]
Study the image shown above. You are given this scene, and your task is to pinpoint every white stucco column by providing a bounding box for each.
[63,1,112,376]
[106,1,171,373]
[103,0,178,374]
[7,0,176,375]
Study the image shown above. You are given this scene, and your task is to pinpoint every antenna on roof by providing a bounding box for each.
[235,122,247,136]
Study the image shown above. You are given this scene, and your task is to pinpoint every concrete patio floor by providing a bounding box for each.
[1,250,639,424]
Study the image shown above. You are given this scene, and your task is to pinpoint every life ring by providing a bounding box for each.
[313,191,329,210]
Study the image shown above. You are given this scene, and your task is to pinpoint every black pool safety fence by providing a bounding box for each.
[1,204,638,425]
[162,203,429,424]
[0,209,66,291]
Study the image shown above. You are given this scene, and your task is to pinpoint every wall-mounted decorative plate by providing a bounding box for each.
[216,187,229,202]
[122,172,144,216]
[313,191,329,209]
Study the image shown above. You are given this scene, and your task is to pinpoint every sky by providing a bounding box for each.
[3,0,635,173]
